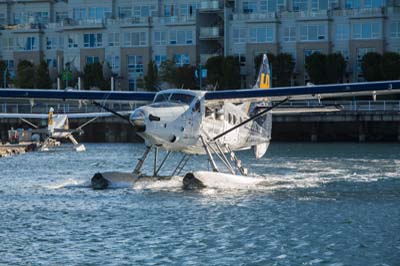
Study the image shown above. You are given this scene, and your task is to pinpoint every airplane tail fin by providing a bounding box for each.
[253,54,271,89]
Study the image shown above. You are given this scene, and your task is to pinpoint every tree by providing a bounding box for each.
[326,53,346,84]
[144,60,159,91]
[173,65,198,89]
[35,60,52,89]
[159,59,176,85]
[361,52,383,81]
[0,60,10,88]
[381,52,400,80]
[222,56,241,89]
[83,62,107,90]
[272,53,295,87]
[15,60,35,88]
[205,55,224,89]
[305,52,327,84]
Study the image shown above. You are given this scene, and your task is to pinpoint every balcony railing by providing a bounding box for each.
[153,16,195,25]
[280,100,400,112]
[233,12,276,21]
[199,1,222,11]
[331,7,386,17]
[199,27,222,39]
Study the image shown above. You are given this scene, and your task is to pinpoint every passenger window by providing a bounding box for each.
[194,100,201,112]
[233,115,237,125]
[228,113,232,124]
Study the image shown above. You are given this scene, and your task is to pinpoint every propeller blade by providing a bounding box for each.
[212,97,290,141]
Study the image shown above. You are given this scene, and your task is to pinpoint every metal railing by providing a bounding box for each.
[280,100,400,112]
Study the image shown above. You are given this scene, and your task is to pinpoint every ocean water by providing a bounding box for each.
[0,143,399,266]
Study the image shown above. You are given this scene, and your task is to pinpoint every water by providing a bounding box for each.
[0,143,399,266]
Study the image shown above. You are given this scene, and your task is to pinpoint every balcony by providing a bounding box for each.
[199,1,222,12]
[331,7,386,18]
[8,23,44,33]
[153,16,195,26]
[233,12,277,22]
[107,17,150,28]
[280,10,329,21]
[62,18,105,30]
[199,27,222,40]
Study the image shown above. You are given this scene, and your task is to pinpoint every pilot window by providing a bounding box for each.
[154,93,171,103]
[169,93,194,105]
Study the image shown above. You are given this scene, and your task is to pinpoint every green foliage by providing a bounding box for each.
[223,56,241,89]
[326,53,346,84]
[174,65,198,89]
[36,60,52,89]
[144,60,159,91]
[205,55,241,90]
[0,60,10,88]
[361,52,383,81]
[16,60,35,88]
[83,62,107,90]
[205,55,224,88]
[305,52,327,84]
[159,59,176,84]
[381,52,400,80]
[272,53,295,87]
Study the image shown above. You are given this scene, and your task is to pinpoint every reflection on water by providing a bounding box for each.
[0,143,399,265]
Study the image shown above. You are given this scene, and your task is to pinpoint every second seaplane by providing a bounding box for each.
[2,54,400,189]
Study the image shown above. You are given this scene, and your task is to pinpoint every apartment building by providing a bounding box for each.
[0,0,399,90]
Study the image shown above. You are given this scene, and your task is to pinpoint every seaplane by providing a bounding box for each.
[0,107,128,152]
[1,54,400,189]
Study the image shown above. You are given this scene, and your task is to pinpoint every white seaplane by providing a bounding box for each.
[0,107,127,151]
[1,54,400,189]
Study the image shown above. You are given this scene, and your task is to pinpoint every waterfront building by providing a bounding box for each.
[0,0,399,90]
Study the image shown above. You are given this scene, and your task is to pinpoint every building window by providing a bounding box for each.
[46,36,62,50]
[108,32,120,47]
[0,13,6,25]
[127,55,144,74]
[124,32,147,47]
[88,7,111,20]
[154,55,167,67]
[119,7,132,19]
[46,59,58,68]
[249,27,274,43]
[390,22,400,39]
[300,24,326,41]
[86,56,99,64]
[106,55,120,73]
[336,24,349,40]
[67,33,79,48]
[364,0,383,8]
[164,5,178,17]
[175,54,190,67]
[284,26,296,42]
[84,33,103,48]
[154,31,167,46]
[5,60,15,78]
[56,12,68,23]
[233,28,247,44]
[2,37,14,50]
[352,22,380,39]
[345,0,360,9]
[19,37,37,51]
[169,30,193,45]
[293,0,307,11]
[243,1,257,13]
[73,8,86,20]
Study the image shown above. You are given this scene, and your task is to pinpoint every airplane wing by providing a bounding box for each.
[0,89,156,102]
[0,111,131,119]
[204,80,400,103]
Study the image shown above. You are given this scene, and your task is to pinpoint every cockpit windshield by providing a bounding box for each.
[153,92,195,105]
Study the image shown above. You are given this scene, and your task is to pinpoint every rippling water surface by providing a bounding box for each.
[0,143,399,265]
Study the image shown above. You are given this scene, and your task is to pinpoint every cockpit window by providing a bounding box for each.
[154,93,171,103]
[169,93,195,105]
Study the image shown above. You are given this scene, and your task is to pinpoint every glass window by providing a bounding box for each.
[73,8,86,20]
[127,55,144,74]
[249,27,274,43]
[86,56,99,64]
[300,24,326,41]
[243,1,257,13]
[390,22,400,39]
[119,7,132,19]
[83,33,102,48]
[124,32,147,46]
[170,93,195,105]
[293,0,307,11]
[106,55,120,72]
[154,55,167,67]
[284,26,296,42]
[175,54,190,66]
[154,31,166,45]
[336,24,349,40]
[233,28,247,44]
[352,22,381,39]
[108,32,120,47]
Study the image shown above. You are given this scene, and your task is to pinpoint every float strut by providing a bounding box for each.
[133,145,152,174]
[153,146,158,177]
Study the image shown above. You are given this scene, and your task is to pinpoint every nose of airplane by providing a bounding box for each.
[130,109,146,132]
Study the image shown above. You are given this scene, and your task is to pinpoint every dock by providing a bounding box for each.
[0,142,39,157]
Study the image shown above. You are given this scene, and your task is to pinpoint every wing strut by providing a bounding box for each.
[92,101,134,126]
[212,97,290,141]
